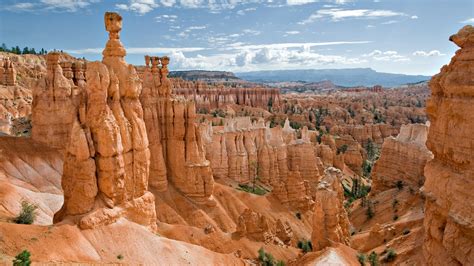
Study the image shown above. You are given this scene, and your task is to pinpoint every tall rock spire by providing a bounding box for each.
[423,25,474,265]
[54,12,157,232]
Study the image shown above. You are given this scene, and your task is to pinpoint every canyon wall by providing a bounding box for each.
[371,123,432,194]
[141,55,215,205]
[423,25,474,265]
[201,117,322,210]
[172,78,281,110]
[53,12,157,231]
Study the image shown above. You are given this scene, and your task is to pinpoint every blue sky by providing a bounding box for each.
[0,0,473,75]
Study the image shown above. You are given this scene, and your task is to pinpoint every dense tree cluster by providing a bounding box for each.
[0,43,48,55]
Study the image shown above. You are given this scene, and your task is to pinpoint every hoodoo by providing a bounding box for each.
[423,25,474,265]
[53,12,157,231]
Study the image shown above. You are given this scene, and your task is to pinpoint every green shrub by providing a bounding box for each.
[297,239,313,253]
[383,249,397,262]
[295,212,302,220]
[13,250,31,266]
[237,184,268,196]
[258,247,279,266]
[337,144,349,155]
[362,160,373,177]
[117,254,124,260]
[403,228,411,235]
[393,215,399,221]
[366,204,374,219]
[368,251,378,266]
[357,253,367,266]
[396,180,404,190]
[392,199,399,208]
[14,201,37,225]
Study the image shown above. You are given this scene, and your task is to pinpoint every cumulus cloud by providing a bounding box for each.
[5,2,37,11]
[286,0,318,5]
[66,46,206,54]
[7,0,99,12]
[460,18,474,23]
[411,15,418,19]
[381,20,398,25]
[155,14,178,22]
[412,50,445,57]
[116,0,158,14]
[363,50,410,62]
[299,8,407,24]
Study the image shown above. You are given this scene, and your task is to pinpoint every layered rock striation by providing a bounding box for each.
[0,57,17,86]
[31,52,77,149]
[311,167,351,251]
[141,55,214,205]
[201,117,322,210]
[53,12,157,231]
[423,25,474,265]
[172,78,281,111]
[371,123,433,194]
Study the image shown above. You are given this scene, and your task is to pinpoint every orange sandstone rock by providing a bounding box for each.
[423,25,474,265]
[371,123,432,194]
[54,12,157,232]
[312,167,351,251]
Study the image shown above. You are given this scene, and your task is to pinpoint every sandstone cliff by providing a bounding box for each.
[140,55,215,205]
[423,25,474,265]
[201,117,321,211]
[371,123,433,194]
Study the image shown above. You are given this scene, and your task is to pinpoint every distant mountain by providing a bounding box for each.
[170,70,239,81]
[235,68,431,87]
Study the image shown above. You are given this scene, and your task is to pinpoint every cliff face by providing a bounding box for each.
[201,118,321,210]
[423,25,474,265]
[171,78,281,110]
[31,53,77,149]
[371,123,433,194]
[53,12,157,231]
[140,56,215,205]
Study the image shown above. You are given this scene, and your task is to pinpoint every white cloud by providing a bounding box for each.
[411,15,418,19]
[363,50,410,62]
[366,24,375,28]
[242,29,261,35]
[412,50,445,57]
[66,47,206,54]
[8,0,99,12]
[160,0,176,7]
[286,0,318,5]
[300,8,407,24]
[460,18,474,23]
[285,31,300,35]
[225,41,371,51]
[6,2,37,11]
[169,46,367,71]
[155,14,178,22]
[41,0,99,11]
[237,7,256,15]
[381,20,398,25]
[116,0,158,14]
